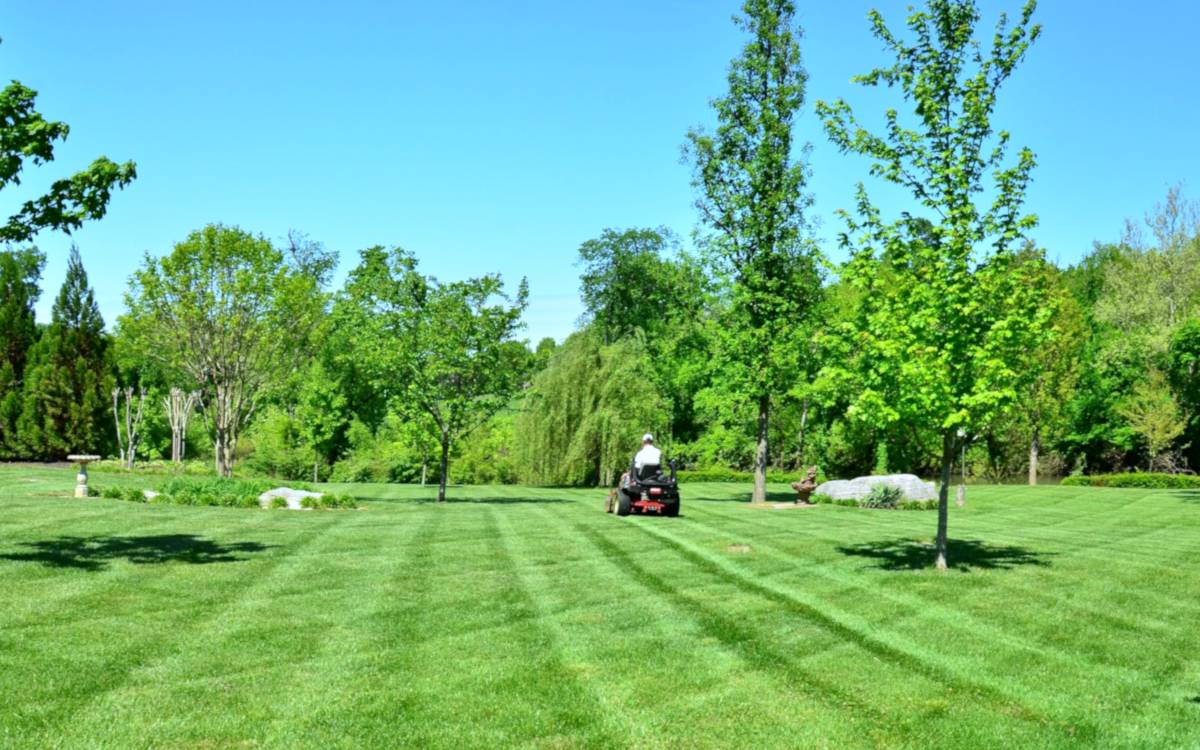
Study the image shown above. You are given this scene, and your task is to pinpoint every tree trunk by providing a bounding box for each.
[438,434,450,503]
[1028,427,1039,486]
[796,396,809,469]
[214,426,234,478]
[752,394,769,503]
[313,451,320,483]
[935,431,954,570]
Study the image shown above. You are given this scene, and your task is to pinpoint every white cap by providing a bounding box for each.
[643,433,654,442]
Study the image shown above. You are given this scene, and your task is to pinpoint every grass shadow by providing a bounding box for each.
[837,538,1052,572]
[1172,491,1200,503]
[0,534,276,571]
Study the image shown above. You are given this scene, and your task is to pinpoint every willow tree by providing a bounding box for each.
[516,330,667,487]
[122,225,332,477]
[685,0,823,503]
[816,0,1048,568]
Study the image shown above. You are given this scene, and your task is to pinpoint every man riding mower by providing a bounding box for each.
[607,433,681,517]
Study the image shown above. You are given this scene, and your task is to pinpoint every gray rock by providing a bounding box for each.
[259,487,324,510]
[815,473,937,502]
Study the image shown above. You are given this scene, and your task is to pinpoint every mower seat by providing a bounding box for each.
[637,463,662,481]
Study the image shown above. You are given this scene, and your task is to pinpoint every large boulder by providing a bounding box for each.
[815,474,937,502]
[259,487,324,510]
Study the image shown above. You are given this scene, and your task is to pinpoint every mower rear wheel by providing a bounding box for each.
[664,502,680,517]
[616,492,632,516]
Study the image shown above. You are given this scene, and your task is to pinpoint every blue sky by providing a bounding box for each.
[3,1,1198,343]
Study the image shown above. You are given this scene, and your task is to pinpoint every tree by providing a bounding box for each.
[111,385,146,469]
[575,227,713,445]
[684,0,823,502]
[1117,370,1186,471]
[163,388,200,463]
[295,360,349,482]
[122,224,333,477]
[577,228,699,344]
[336,247,529,502]
[516,330,668,486]
[17,246,111,458]
[0,248,44,456]
[816,0,1045,568]
[0,54,135,242]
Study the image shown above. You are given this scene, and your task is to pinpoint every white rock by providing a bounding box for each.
[259,487,324,510]
[815,474,937,502]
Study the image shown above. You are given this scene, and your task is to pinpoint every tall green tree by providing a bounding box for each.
[817,0,1046,568]
[336,247,529,502]
[17,246,110,458]
[0,47,135,242]
[121,225,334,477]
[0,247,44,456]
[684,0,822,502]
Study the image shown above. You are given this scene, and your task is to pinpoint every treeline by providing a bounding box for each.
[3,0,1198,510]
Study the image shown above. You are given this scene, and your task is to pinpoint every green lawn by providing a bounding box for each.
[2,466,1199,749]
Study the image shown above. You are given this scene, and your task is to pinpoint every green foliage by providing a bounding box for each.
[808,491,937,510]
[873,442,889,476]
[96,476,357,509]
[515,330,666,486]
[335,246,529,501]
[684,0,823,501]
[1116,370,1186,470]
[674,467,818,484]
[327,416,430,484]
[0,247,43,456]
[0,73,135,243]
[816,0,1045,566]
[122,224,333,477]
[16,247,111,458]
[1060,473,1200,489]
[861,484,904,509]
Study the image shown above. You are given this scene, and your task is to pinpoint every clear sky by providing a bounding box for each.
[3,1,1198,344]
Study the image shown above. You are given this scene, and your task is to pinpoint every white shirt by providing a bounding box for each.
[634,444,662,470]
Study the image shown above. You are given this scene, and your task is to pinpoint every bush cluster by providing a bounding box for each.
[1060,473,1200,489]
[860,484,904,508]
[809,492,937,511]
[95,477,357,509]
[676,467,824,484]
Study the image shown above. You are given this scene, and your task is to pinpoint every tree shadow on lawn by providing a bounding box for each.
[1172,491,1200,503]
[0,534,276,572]
[837,538,1053,572]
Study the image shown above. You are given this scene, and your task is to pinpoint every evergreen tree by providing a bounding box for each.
[17,246,111,458]
[0,248,44,456]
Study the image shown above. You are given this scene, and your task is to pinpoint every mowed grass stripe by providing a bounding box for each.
[0,498,285,632]
[533,502,896,749]
[58,508,394,749]
[5,510,343,748]
[566,512,926,748]
[615,512,1084,742]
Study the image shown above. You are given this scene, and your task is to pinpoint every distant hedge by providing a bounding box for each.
[1060,473,1200,489]
[676,468,822,484]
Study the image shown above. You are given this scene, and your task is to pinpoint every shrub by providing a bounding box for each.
[300,495,320,510]
[861,484,904,508]
[269,496,289,509]
[1060,473,1200,489]
[100,486,123,499]
[675,467,824,484]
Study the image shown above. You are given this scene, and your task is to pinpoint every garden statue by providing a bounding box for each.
[791,466,819,505]
[67,454,100,498]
